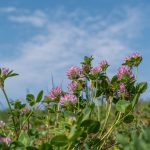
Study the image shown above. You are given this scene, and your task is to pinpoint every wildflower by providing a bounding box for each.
[132,52,142,59]
[117,66,134,80]
[1,68,9,76]
[124,52,142,67]
[0,137,11,145]
[91,66,102,75]
[100,60,109,71]
[124,56,131,62]
[68,81,79,93]
[48,87,63,101]
[68,78,85,93]
[119,83,126,93]
[0,120,5,128]
[67,66,82,80]
[60,94,78,105]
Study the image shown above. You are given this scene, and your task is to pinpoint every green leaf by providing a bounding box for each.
[116,100,131,113]
[101,79,108,89]
[68,126,83,141]
[10,141,25,149]
[26,94,35,106]
[7,73,19,77]
[26,146,38,150]
[116,133,129,146]
[81,106,93,122]
[36,90,43,103]
[81,119,100,134]
[132,93,140,108]
[18,132,30,147]
[39,143,53,150]
[111,75,118,84]
[88,74,96,80]
[123,115,134,123]
[51,135,68,146]
[137,82,147,94]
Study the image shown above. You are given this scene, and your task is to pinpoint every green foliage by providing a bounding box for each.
[81,119,100,133]
[116,100,131,113]
[136,82,147,94]
[51,135,68,146]
[18,132,30,147]
[0,53,148,149]
[116,127,150,150]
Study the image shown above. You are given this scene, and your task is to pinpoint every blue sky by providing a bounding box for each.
[0,0,150,108]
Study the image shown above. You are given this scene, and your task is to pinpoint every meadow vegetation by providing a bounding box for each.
[0,53,149,150]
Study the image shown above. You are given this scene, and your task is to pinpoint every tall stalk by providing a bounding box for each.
[93,80,101,121]
[99,112,122,149]
[136,66,138,80]
[99,100,112,138]
[1,88,18,137]
[21,111,33,131]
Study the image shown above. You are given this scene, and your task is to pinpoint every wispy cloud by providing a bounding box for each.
[8,10,48,27]
[0,7,16,13]
[0,7,143,105]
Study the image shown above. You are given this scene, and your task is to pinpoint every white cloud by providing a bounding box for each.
[8,10,47,27]
[0,7,143,106]
[0,7,16,13]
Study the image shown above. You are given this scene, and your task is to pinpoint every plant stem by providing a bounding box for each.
[94,80,98,99]
[55,103,60,127]
[67,143,72,150]
[1,88,18,136]
[99,101,112,138]
[78,97,80,111]
[101,112,121,141]
[98,105,100,122]
[136,66,138,80]
[94,80,101,121]
[85,79,89,102]
[90,80,93,103]
[21,111,33,131]
[99,112,121,150]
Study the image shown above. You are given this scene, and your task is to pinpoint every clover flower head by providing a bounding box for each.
[124,56,131,62]
[91,66,102,75]
[60,94,78,105]
[0,120,5,128]
[124,52,142,67]
[119,83,126,93]
[67,66,82,80]
[0,137,11,145]
[117,66,134,80]
[1,68,9,76]
[132,52,142,59]
[100,60,109,71]
[48,87,63,100]
[100,60,108,65]
[68,81,78,93]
